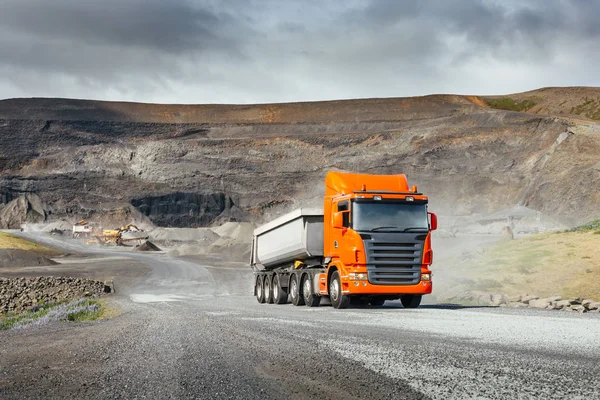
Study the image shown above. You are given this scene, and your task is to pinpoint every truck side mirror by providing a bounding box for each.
[428,212,437,231]
[333,212,344,229]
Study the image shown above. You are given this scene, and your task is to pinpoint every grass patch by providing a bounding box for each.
[484,97,537,112]
[449,230,600,300]
[0,231,60,256]
[567,219,600,232]
[570,97,600,120]
[0,299,102,331]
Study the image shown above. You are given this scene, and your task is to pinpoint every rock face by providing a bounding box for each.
[0,194,46,228]
[0,276,110,314]
[130,191,243,227]
[0,90,599,227]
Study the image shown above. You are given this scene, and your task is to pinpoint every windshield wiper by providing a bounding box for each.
[370,226,428,232]
[370,226,401,231]
[401,227,428,232]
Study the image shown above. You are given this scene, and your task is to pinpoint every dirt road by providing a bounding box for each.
[1,232,599,399]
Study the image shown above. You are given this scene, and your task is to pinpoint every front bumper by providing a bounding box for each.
[342,278,432,295]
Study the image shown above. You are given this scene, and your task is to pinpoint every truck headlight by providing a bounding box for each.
[421,273,431,281]
[349,272,368,281]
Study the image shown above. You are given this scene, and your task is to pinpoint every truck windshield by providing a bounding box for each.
[352,201,428,232]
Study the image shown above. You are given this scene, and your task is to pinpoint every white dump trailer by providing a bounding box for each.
[250,208,324,271]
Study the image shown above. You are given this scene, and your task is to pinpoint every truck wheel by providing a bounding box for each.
[264,275,274,304]
[401,294,422,308]
[369,297,386,307]
[256,276,265,304]
[290,274,305,306]
[302,275,320,307]
[329,271,350,309]
[273,275,287,305]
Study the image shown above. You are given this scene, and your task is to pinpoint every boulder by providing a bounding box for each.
[556,300,571,308]
[569,298,583,305]
[490,294,507,307]
[571,305,586,313]
[585,301,600,311]
[529,299,551,309]
[0,194,46,229]
[520,295,539,304]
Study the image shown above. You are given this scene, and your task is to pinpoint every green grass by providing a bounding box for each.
[0,231,60,256]
[446,223,600,300]
[570,97,600,120]
[0,299,102,330]
[567,219,600,232]
[484,97,537,112]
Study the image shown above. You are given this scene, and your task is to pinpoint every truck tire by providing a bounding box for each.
[264,275,274,304]
[256,276,265,304]
[290,274,305,306]
[273,275,288,305]
[401,294,422,308]
[369,297,386,307]
[329,271,350,309]
[302,274,320,307]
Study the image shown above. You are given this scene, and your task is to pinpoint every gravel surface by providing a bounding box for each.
[1,232,599,399]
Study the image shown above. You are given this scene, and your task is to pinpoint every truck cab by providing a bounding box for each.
[322,171,436,308]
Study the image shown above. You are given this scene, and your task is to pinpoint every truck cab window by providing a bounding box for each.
[337,201,350,228]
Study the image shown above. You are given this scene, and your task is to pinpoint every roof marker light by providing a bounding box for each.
[373,195,382,200]
[406,196,414,202]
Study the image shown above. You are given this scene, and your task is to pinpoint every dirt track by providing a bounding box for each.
[1,232,599,399]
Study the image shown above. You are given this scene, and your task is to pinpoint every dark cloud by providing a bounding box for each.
[0,0,597,103]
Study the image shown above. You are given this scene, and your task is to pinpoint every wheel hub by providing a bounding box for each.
[330,280,339,302]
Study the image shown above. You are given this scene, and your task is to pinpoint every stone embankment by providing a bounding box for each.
[0,277,112,314]
[475,293,600,313]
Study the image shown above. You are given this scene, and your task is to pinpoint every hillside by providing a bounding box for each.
[0,87,599,227]
[437,222,600,301]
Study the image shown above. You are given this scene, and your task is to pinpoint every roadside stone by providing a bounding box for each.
[529,299,551,309]
[520,295,539,304]
[0,276,110,314]
[569,298,582,305]
[490,294,507,307]
[582,299,593,307]
[548,295,562,302]
[586,302,600,311]
[508,295,522,303]
[571,305,586,313]
[556,300,571,308]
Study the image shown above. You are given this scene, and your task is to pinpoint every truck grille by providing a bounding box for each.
[363,233,426,285]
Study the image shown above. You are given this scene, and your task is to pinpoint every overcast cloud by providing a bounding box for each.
[0,0,598,104]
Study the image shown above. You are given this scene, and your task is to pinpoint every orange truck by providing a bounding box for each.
[250,171,437,309]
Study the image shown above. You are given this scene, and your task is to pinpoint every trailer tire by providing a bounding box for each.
[401,294,422,308]
[273,275,287,305]
[256,276,265,304]
[302,274,320,307]
[329,271,350,309]
[290,274,305,306]
[264,275,274,304]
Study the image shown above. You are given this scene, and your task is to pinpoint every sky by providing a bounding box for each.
[0,0,598,104]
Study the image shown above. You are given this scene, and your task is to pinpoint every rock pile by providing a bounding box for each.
[472,292,600,313]
[0,277,111,314]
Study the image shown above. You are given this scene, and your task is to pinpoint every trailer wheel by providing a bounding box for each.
[302,275,320,307]
[369,297,386,307]
[264,275,273,304]
[290,274,305,306]
[273,275,287,305]
[401,294,422,308]
[256,276,265,304]
[329,271,349,309]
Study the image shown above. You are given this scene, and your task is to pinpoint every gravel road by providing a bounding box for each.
[1,232,599,399]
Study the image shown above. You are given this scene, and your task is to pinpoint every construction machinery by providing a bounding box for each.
[250,171,437,309]
[73,220,147,246]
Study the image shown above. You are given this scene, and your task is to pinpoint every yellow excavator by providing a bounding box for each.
[74,221,148,246]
